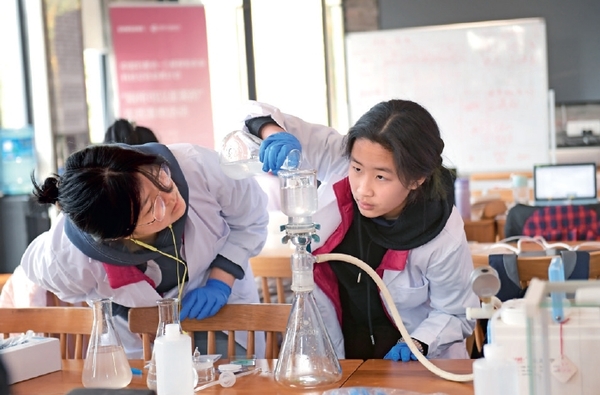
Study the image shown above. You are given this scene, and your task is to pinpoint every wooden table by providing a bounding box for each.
[10,359,363,395]
[342,359,474,395]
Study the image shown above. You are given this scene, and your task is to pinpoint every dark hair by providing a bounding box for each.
[344,99,447,205]
[32,145,172,240]
[104,119,159,145]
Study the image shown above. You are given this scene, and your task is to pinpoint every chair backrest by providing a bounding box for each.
[488,250,600,300]
[128,303,292,361]
[0,274,10,293]
[0,307,93,359]
[249,256,292,303]
[516,250,600,285]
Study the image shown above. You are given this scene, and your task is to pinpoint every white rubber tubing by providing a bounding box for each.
[315,253,474,382]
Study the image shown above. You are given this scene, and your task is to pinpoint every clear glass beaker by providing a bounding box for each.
[192,347,215,385]
[219,130,264,179]
[278,169,318,220]
[146,298,181,391]
[82,298,132,388]
[274,248,342,388]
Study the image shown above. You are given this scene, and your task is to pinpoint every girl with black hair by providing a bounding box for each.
[242,100,479,361]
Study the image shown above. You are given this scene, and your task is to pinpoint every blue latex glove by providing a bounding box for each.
[179,279,232,320]
[383,340,419,362]
[259,132,301,175]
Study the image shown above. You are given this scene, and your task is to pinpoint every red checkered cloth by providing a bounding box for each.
[523,205,600,241]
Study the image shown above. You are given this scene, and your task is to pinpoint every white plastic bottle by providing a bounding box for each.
[473,343,519,395]
[154,323,194,395]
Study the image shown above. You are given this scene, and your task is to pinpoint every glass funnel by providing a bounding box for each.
[146,298,181,391]
[219,130,264,179]
[274,247,342,388]
[278,168,318,228]
[82,298,132,388]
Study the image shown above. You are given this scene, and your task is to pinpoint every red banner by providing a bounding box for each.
[109,4,213,147]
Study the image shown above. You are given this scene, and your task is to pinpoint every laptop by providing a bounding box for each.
[533,162,598,206]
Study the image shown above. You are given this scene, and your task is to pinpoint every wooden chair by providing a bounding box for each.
[0,274,11,293]
[128,303,292,361]
[0,307,93,359]
[249,256,292,303]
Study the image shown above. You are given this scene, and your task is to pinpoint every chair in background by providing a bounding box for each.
[0,274,10,293]
[128,303,292,361]
[249,256,292,303]
[504,204,600,241]
[0,307,93,359]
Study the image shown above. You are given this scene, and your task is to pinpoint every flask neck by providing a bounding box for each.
[291,248,315,292]
[90,298,113,330]
[86,298,126,354]
[156,298,181,336]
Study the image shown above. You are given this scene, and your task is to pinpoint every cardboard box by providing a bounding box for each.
[0,337,61,384]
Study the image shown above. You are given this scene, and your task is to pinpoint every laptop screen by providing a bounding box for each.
[533,163,598,205]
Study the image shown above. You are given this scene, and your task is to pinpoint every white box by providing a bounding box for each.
[566,119,600,136]
[0,337,61,384]
[490,298,600,395]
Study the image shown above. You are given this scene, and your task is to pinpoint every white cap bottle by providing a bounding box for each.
[155,323,194,395]
[473,343,519,395]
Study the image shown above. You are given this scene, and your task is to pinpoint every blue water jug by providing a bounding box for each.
[0,126,36,195]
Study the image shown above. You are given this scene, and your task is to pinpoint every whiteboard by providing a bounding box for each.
[345,18,550,174]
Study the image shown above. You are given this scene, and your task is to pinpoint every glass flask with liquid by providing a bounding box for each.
[146,298,180,391]
[82,298,132,388]
[219,130,264,179]
[274,247,342,388]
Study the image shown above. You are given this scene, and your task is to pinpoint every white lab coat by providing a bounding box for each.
[241,101,479,359]
[20,143,269,357]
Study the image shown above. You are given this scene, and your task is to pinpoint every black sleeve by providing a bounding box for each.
[209,254,244,280]
[245,116,278,139]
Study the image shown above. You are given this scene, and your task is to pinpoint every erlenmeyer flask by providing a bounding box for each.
[146,298,180,391]
[219,130,264,179]
[274,248,342,388]
[82,298,132,388]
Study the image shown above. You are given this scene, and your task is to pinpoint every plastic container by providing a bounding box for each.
[0,126,36,195]
[155,323,194,395]
[473,343,519,395]
[454,177,471,221]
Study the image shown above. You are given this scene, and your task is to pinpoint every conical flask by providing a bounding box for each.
[274,248,342,388]
[146,298,181,391]
[82,298,132,388]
